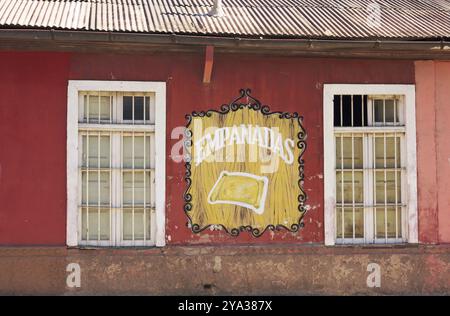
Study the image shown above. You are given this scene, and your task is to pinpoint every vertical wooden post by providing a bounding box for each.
[203,45,214,84]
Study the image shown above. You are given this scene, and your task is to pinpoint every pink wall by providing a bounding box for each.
[415,61,450,243]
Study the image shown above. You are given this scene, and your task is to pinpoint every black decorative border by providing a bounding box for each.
[184,89,307,237]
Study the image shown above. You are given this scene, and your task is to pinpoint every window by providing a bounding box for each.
[67,81,166,247]
[323,85,417,246]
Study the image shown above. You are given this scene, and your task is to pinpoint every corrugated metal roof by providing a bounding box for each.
[0,0,450,40]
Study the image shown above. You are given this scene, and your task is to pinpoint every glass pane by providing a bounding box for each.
[123,172,151,206]
[123,96,133,120]
[384,99,396,123]
[375,136,401,168]
[123,136,150,169]
[145,97,152,123]
[133,209,151,240]
[336,137,362,169]
[88,208,99,240]
[146,135,152,169]
[375,207,401,239]
[88,135,99,167]
[374,99,398,124]
[82,208,110,241]
[123,136,133,168]
[82,171,110,205]
[335,137,341,168]
[122,209,151,241]
[81,208,87,240]
[100,136,110,168]
[99,210,110,240]
[87,95,99,121]
[374,99,384,123]
[375,171,401,204]
[336,208,364,239]
[99,96,111,121]
[123,172,133,205]
[123,209,133,240]
[134,136,145,168]
[82,135,87,167]
[353,137,363,168]
[134,96,144,121]
[336,171,363,204]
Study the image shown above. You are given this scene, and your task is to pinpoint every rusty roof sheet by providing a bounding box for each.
[0,0,450,40]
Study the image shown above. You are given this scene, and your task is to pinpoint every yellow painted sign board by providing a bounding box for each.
[184,89,307,237]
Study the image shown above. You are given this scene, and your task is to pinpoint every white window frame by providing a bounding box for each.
[323,84,418,246]
[66,81,166,247]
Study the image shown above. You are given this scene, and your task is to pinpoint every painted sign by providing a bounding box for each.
[184,89,307,237]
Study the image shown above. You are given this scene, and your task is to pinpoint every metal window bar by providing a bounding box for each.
[98,91,101,123]
[341,134,344,239]
[86,131,90,242]
[144,131,147,242]
[351,95,354,127]
[132,132,135,243]
[109,132,112,245]
[352,134,355,240]
[79,92,155,247]
[384,132,388,242]
[334,94,406,244]
[394,132,399,239]
[98,134,101,241]
[362,95,365,127]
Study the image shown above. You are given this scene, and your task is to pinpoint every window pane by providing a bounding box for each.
[99,210,110,240]
[375,207,401,239]
[134,136,145,169]
[336,171,363,204]
[82,208,111,241]
[123,96,133,120]
[147,135,153,169]
[123,135,150,169]
[145,96,154,123]
[84,96,111,121]
[99,96,111,120]
[123,209,133,240]
[134,96,144,121]
[87,96,99,120]
[375,171,401,204]
[375,136,401,168]
[374,99,398,124]
[336,137,363,169]
[336,208,364,239]
[123,171,151,205]
[384,99,396,123]
[88,208,98,240]
[88,135,99,167]
[82,171,110,205]
[374,99,384,123]
[122,209,151,241]
[100,136,110,168]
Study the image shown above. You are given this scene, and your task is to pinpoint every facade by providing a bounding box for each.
[0,0,449,295]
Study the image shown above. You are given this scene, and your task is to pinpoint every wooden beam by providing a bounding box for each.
[203,45,214,84]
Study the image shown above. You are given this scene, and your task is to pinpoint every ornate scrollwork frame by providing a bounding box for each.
[183,89,307,237]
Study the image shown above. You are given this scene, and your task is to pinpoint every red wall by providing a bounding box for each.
[0,52,70,245]
[0,51,416,245]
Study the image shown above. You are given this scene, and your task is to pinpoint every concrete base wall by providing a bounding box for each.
[0,246,448,295]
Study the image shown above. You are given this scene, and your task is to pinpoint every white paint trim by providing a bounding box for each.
[66,80,167,247]
[154,83,166,247]
[323,84,418,246]
[67,83,79,247]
